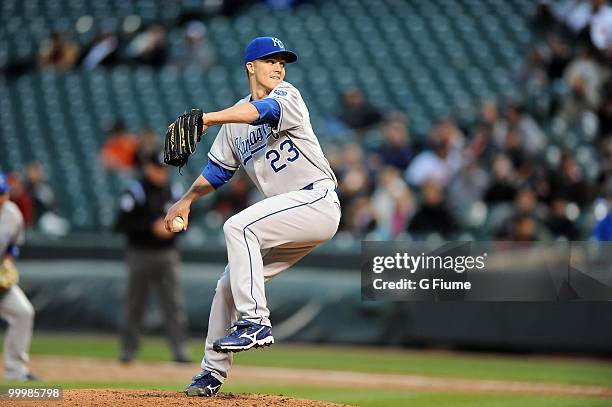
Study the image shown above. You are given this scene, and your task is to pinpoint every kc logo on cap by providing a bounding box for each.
[244,36,298,64]
[271,38,284,48]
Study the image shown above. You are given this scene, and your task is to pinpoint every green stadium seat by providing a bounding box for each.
[0,0,542,231]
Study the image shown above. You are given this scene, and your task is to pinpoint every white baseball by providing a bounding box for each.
[171,216,185,233]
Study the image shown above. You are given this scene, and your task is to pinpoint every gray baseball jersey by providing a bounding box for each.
[207,81,337,196]
[0,201,25,256]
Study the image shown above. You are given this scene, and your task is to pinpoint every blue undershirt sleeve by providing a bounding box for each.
[6,244,19,258]
[250,98,281,126]
[202,159,236,189]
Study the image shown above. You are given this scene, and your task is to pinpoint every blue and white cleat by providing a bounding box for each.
[184,370,222,397]
[213,320,274,353]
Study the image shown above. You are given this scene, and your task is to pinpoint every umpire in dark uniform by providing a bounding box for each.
[115,151,191,363]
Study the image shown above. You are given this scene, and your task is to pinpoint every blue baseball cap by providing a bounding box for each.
[244,37,298,65]
[0,171,8,194]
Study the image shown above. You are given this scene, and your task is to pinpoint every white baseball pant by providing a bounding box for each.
[0,285,35,380]
[202,184,340,380]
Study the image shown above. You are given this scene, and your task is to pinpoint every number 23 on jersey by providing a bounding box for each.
[266,138,300,173]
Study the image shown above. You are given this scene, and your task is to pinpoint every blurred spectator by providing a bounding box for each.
[115,152,190,364]
[335,143,375,235]
[519,160,553,202]
[593,183,612,239]
[466,124,493,165]
[81,31,119,70]
[598,79,612,139]
[344,196,379,238]
[597,78,612,139]
[589,0,612,53]
[7,173,34,226]
[211,172,251,219]
[127,25,167,67]
[559,46,606,121]
[481,101,508,149]
[24,162,55,223]
[447,161,489,217]
[370,167,414,239]
[38,32,80,71]
[134,128,160,169]
[336,143,374,209]
[496,186,554,237]
[433,117,464,149]
[535,1,557,31]
[554,0,594,35]
[547,196,580,239]
[549,151,593,207]
[100,121,140,173]
[545,33,572,81]
[405,119,463,187]
[407,181,457,238]
[22,163,69,236]
[503,128,528,169]
[370,113,413,172]
[173,21,216,71]
[518,45,550,97]
[484,155,519,204]
[509,214,540,241]
[471,101,506,163]
[507,104,546,154]
[593,209,612,239]
[597,138,612,191]
[513,187,548,222]
[493,187,539,240]
[338,88,384,131]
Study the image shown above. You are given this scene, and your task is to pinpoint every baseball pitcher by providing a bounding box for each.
[163,37,341,397]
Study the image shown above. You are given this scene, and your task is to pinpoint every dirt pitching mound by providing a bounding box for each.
[0,389,351,407]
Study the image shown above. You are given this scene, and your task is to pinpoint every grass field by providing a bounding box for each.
[6,333,612,406]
